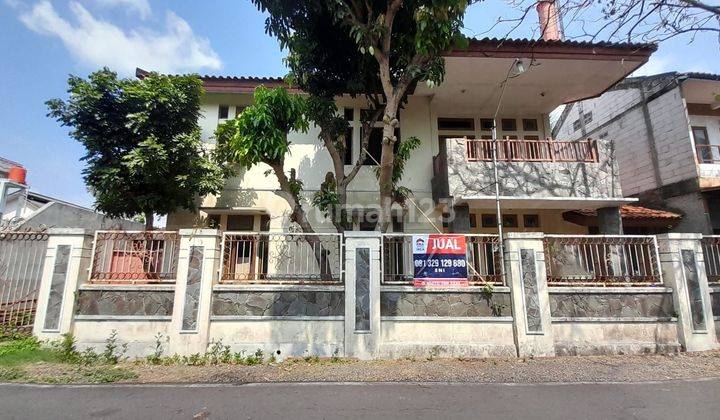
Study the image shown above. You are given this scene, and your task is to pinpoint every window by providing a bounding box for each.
[522,119,538,131]
[523,214,540,228]
[218,105,229,120]
[235,106,246,117]
[481,214,497,228]
[437,117,474,131]
[502,214,518,228]
[442,212,450,229]
[227,215,254,231]
[358,211,378,231]
[206,214,220,228]
[480,118,494,131]
[344,108,354,165]
[362,127,400,165]
[572,119,581,131]
[583,112,593,125]
[469,213,477,228]
[501,119,517,131]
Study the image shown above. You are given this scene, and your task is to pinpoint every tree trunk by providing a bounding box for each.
[269,162,334,281]
[376,100,399,232]
[144,210,154,230]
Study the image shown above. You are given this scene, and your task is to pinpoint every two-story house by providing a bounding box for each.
[554,72,720,233]
[159,10,657,237]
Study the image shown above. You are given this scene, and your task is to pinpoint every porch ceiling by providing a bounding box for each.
[457,195,638,210]
[681,79,720,104]
[415,56,646,115]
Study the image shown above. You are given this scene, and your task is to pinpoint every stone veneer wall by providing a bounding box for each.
[75,289,174,317]
[212,290,344,317]
[549,291,675,319]
[380,291,512,317]
[444,137,620,199]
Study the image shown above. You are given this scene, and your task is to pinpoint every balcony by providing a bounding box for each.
[432,137,631,209]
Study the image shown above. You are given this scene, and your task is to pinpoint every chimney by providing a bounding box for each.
[536,0,563,41]
[8,166,27,185]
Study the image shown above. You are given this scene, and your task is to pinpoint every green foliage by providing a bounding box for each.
[102,330,127,365]
[0,336,59,367]
[56,333,79,363]
[147,332,169,365]
[46,68,225,226]
[216,86,309,170]
[312,176,340,217]
[374,136,421,203]
[0,366,25,381]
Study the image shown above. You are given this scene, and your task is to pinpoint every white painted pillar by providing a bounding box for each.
[503,232,555,357]
[168,229,221,355]
[33,228,94,341]
[343,231,381,359]
[657,233,718,351]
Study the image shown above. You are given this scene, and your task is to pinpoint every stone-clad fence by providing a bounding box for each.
[29,229,720,359]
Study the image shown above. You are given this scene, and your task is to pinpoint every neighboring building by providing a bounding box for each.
[153,10,662,236]
[0,159,142,231]
[554,72,720,233]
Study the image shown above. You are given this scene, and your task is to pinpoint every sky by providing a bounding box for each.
[0,0,718,210]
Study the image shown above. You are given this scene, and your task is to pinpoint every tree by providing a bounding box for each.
[215,86,333,275]
[495,0,719,44]
[47,68,225,229]
[254,0,469,231]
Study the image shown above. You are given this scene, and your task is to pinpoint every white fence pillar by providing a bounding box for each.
[343,232,381,359]
[657,233,718,351]
[503,232,555,357]
[168,229,221,355]
[33,228,93,341]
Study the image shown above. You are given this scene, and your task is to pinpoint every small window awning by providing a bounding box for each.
[563,205,682,228]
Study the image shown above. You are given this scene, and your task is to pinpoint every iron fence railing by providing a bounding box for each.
[382,234,503,286]
[701,236,720,285]
[89,231,180,284]
[465,137,598,163]
[220,232,343,285]
[0,231,49,331]
[544,235,662,287]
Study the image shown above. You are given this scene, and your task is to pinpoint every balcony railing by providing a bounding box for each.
[382,234,503,286]
[220,232,343,285]
[466,138,598,163]
[544,235,662,287]
[89,231,180,284]
[695,144,720,164]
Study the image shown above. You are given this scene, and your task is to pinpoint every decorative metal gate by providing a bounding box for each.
[0,231,49,332]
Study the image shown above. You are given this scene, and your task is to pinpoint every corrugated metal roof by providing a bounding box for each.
[465,37,656,52]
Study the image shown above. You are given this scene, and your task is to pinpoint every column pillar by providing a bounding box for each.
[449,204,471,233]
[33,228,93,341]
[597,206,623,234]
[343,231,381,359]
[503,232,555,357]
[168,229,221,355]
[657,233,718,351]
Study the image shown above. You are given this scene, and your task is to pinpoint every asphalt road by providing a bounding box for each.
[1,379,719,419]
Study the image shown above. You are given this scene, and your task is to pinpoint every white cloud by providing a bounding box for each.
[94,0,152,20]
[19,1,221,75]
